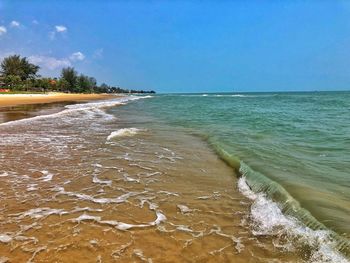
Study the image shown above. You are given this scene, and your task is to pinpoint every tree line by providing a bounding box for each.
[0,55,155,94]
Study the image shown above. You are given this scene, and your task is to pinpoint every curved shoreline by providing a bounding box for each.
[0,93,117,107]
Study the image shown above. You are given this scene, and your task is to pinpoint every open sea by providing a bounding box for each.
[0,91,349,262]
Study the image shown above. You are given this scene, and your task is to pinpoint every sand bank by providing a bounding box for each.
[0,93,116,107]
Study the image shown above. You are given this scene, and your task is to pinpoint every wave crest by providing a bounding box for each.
[207,139,350,261]
[107,128,144,140]
[238,176,349,262]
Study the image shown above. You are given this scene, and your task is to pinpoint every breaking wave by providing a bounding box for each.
[0,96,149,126]
[107,128,144,140]
[208,140,350,262]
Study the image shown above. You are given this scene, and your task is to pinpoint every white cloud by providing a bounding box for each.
[69,51,85,61]
[10,21,20,28]
[55,25,67,33]
[32,20,39,25]
[49,25,67,40]
[28,55,71,70]
[93,48,104,59]
[0,26,7,36]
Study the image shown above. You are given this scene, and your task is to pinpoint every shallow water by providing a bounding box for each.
[0,94,348,262]
[0,101,76,124]
[118,92,350,260]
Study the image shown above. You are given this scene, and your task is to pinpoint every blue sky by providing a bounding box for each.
[1,0,350,93]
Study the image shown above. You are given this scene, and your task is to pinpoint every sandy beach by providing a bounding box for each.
[0,93,116,107]
[0,94,348,262]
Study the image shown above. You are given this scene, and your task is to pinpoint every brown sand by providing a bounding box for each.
[0,93,116,107]
[0,96,306,262]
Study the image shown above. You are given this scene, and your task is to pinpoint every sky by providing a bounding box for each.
[1,0,350,93]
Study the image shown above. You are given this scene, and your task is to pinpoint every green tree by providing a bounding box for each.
[21,59,40,80]
[75,75,97,93]
[0,55,39,81]
[60,67,77,92]
[40,78,51,92]
[4,75,22,90]
[95,83,110,93]
[57,78,69,92]
[88,77,97,91]
[77,74,90,93]
[23,78,34,91]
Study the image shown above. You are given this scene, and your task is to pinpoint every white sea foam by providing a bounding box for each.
[237,177,349,263]
[55,186,145,204]
[177,204,192,214]
[141,171,162,178]
[27,184,38,191]
[0,234,12,243]
[41,170,54,182]
[0,172,8,177]
[17,207,67,219]
[138,198,158,210]
[230,94,246,97]
[176,225,193,232]
[153,211,167,225]
[0,96,147,127]
[213,94,246,97]
[71,207,104,213]
[209,225,243,253]
[107,128,143,140]
[73,210,166,231]
[157,190,179,197]
[196,195,211,200]
[92,175,112,186]
[74,214,101,223]
[133,249,152,262]
[122,173,140,183]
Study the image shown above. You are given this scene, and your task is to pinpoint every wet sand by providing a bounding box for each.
[0,93,115,107]
[0,98,309,262]
[0,102,77,124]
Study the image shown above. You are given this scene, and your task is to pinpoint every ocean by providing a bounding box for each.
[0,92,349,262]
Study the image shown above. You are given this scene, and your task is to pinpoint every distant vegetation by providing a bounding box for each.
[0,55,155,94]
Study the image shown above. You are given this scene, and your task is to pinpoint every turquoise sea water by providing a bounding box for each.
[0,93,348,261]
[122,91,350,256]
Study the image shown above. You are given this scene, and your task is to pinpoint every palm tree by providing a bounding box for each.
[0,55,39,81]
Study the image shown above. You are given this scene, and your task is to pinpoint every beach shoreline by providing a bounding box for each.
[0,94,348,262]
[0,93,117,107]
